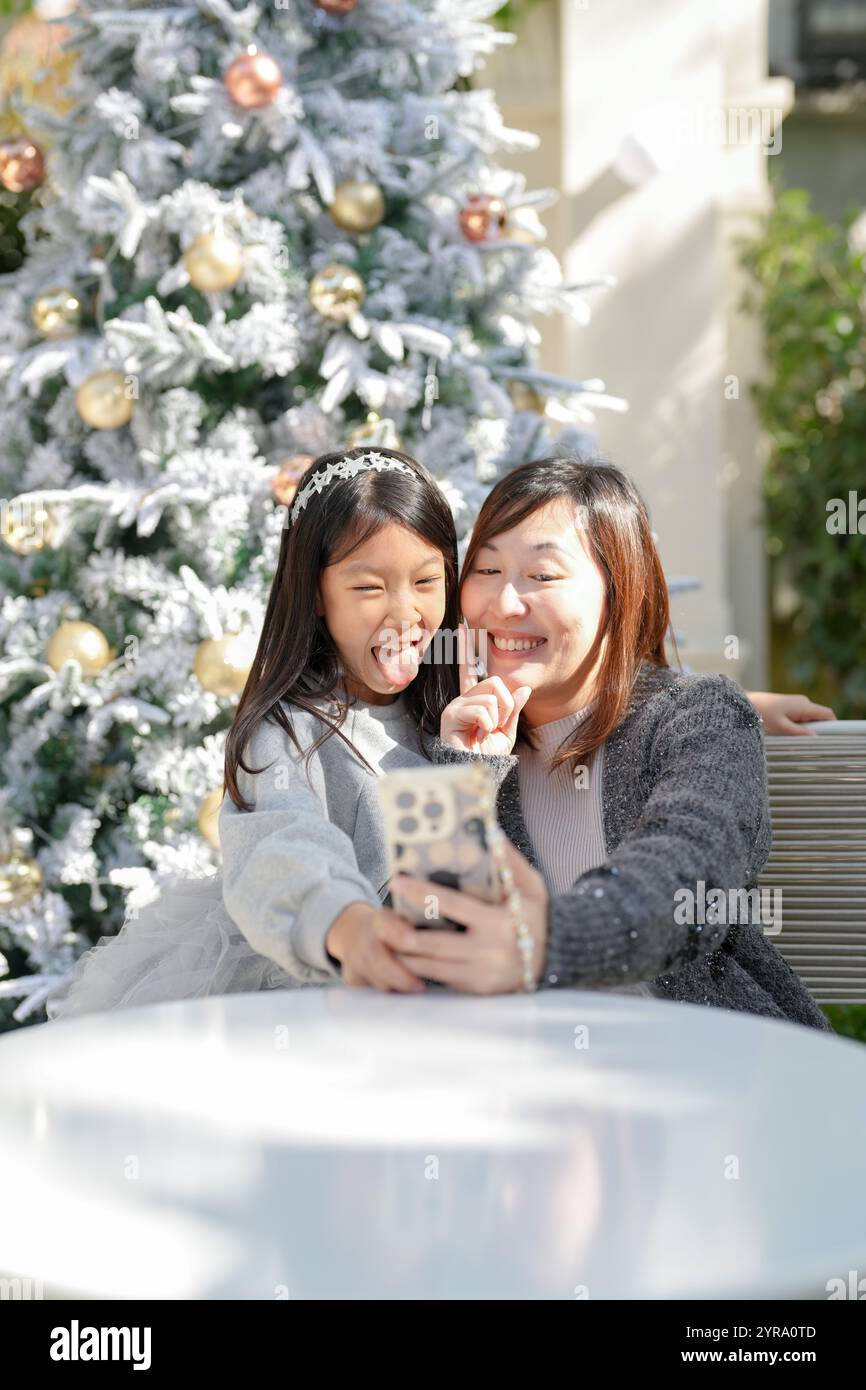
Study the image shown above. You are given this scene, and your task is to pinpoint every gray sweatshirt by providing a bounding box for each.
[219,693,451,984]
[46,693,429,1018]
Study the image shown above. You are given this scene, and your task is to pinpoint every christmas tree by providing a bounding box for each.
[0,0,622,1029]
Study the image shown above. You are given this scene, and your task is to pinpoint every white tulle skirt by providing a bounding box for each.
[46,872,306,1021]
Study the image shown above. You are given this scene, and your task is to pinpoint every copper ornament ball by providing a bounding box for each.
[0,137,45,193]
[224,50,282,109]
[459,193,507,243]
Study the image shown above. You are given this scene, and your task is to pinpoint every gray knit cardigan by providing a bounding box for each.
[420,660,832,1032]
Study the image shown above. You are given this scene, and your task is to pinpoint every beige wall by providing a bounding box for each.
[484,0,792,686]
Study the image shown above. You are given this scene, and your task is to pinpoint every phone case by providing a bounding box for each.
[377,763,505,931]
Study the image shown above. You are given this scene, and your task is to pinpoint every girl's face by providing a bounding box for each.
[317,523,447,704]
[460,498,608,723]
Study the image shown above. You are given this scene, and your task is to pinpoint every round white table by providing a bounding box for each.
[0,988,863,1299]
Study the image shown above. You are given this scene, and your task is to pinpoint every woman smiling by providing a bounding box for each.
[384,456,831,1030]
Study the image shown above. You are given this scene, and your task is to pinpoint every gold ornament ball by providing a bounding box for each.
[198,787,225,849]
[184,229,244,293]
[0,137,45,193]
[329,179,385,234]
[0,13,77,147]
[506,225,540,245]
[32,288,82,339]
[193,632,257,697]
[1,499,55,554]
[46,620,112,676]
[309,262,365,322]
[346,413,401,449]
[271,453,314,507]
[507,380,546,414]
[0,843,43,909]
[224,49,282,109]
[75,369,135,430]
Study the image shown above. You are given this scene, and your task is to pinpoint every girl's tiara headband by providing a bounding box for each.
[288,450,415,527]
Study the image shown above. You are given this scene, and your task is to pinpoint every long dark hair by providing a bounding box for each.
[460,455,674,775]
[225,447,461,811]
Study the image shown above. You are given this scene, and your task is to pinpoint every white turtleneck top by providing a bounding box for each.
[517,705,657,999]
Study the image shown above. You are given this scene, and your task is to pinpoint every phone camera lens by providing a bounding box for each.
[424,801,444,818]
[399,816,419,834]
[397,791,415,808]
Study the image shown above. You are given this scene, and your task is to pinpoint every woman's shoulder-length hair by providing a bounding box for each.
[459,454,674,775]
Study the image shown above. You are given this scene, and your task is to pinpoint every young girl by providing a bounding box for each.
[46,447,484,1018]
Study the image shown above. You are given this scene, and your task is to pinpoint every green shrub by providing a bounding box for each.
[739,188,866,716]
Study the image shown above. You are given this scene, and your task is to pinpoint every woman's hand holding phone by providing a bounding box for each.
[440,623,532,755]
[383,838,550,995]
[326,902,427,992]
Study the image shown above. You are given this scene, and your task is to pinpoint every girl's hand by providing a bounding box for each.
[439,622,532,755]
[381,839,549,995]
[326,902,427,992]
[747,691,837,736]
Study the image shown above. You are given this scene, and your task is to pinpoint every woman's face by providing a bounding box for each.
[317,523,447,704]
[459,498,607,722]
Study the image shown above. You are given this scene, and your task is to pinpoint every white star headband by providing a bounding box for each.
[288,450,415,527]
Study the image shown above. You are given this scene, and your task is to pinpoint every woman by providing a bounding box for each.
[379,456,832,1031]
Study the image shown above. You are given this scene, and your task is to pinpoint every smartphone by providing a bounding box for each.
[377,763,506,931]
